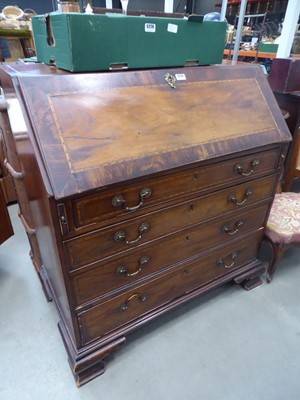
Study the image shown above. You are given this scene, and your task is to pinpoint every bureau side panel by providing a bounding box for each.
[16,131,79,346]
[0,82,77,347]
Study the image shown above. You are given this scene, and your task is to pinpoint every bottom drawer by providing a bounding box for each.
[77,231,263,345]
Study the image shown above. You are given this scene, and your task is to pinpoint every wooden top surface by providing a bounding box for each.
[16,64,291,199]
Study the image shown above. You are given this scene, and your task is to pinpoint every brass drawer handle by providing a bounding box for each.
[228,188,253,206]
[119,293,148,312]
[4,159,24,180]
[114,222,150,245]
[217,251,238,269]
[233,159,259,177]
[116,256,150,277]
[222,219,244,235]
[112,188,152,212]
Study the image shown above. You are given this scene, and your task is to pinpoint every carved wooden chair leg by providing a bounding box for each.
[264,238,285,283]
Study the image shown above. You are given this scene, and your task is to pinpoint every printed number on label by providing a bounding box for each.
[175,74,187,81]
[145,23,156,33]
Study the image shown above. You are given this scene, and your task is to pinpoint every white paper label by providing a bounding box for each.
[145,23,156,33]
[175,74,186,81]
[167,23,178,33]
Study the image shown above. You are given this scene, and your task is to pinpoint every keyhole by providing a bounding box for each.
[185,236,190,242]
[190,204,194,211]
[193,173,198,181]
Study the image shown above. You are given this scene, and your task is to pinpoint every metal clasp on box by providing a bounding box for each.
[109,63,128,71]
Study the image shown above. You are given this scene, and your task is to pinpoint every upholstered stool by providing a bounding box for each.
[264,192,300,282]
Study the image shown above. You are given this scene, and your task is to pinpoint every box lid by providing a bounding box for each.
[16,64,291,199]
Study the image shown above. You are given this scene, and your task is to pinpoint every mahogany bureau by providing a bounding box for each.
[0,62,291,386]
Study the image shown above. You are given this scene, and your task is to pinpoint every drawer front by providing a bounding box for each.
[72,148,280,229]
[77,231,263,345]
[65,200,270,272]
[70,203,269,306]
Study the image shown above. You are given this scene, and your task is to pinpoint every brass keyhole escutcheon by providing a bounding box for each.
[165,73,176,89]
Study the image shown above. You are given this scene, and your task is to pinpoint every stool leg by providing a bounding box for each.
[265,238,285,283]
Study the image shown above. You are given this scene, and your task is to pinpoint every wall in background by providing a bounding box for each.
[196,0,218,15]
[0,0,217,15]
[126,0,187,13]
[0,1,56,14]
[114,0,217,14]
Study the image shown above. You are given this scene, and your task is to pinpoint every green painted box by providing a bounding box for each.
[259,43,279,53]
[32,12,227,72]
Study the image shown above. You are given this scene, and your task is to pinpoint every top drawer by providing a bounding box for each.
[71,147,281,229]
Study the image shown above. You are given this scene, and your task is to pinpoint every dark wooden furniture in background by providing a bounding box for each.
[283,122,300,190]
[268,58,300,94]
[268,58,300,190]
[0,62,291,386]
